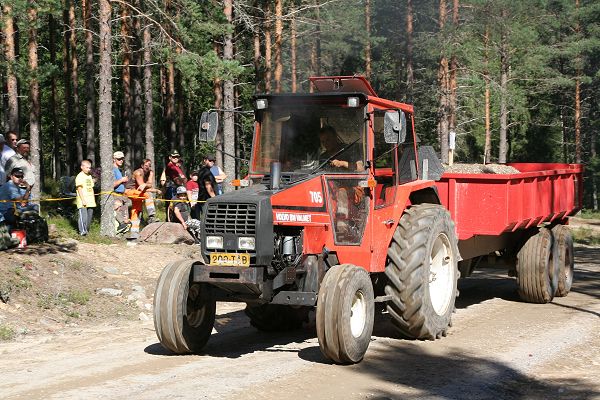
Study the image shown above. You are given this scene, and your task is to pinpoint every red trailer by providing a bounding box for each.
[154,76,582,364]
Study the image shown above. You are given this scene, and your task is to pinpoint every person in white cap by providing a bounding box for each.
[112,151,131,234]
[5,139,35,186]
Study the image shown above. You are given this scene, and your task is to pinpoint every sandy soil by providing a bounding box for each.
[0,236,599,399]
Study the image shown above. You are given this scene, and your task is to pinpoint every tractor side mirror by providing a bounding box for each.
[384,110,407,144]
[199,111,219,142]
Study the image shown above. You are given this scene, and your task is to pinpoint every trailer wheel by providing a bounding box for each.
[244,304,309,331]
[384,204,459,340]
[516,227,558,303]
[551,225,574,297]
[316,264,374,364]
[153,260,216,354]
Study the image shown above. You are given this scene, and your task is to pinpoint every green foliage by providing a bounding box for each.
[571,227,600,246]
[0,325,16,341]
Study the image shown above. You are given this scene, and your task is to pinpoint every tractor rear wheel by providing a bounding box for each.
[516,227,558,303]
[316,264,374,364]
[551,225,574,297]
[384,204,459,340]
[244,304,309,331]
[153,260,216,354]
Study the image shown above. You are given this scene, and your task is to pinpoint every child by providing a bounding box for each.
[75,160,96,236]
[185,171,201,219]
[172,185,202,242]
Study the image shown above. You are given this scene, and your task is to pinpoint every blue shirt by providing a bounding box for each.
[113,167,125,193]
[0,181,28,217]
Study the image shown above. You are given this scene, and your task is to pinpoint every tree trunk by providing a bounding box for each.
[448,0,459,136]
[574,0,582,164]
[274,0,283,93]
[28,3,41,203]
[49,15,60,179]
[253,18,262,93]
[99,0,114,236]
[223,0,235,190]
[69,0,83,163]
[143,19,155,171]
[438,0,449,163]
[166,59,177,151]
[63,3,73,175]
[310,0,322,90]
[121,3,133,167]
[498,10,509,164]
[264,2,272,93]
[290,7,297,93]
[406,0,414,102]
[483,27,491,164]
[365,0,371,79]
[83,0,96,163]
[3,4,19,133]
[132,1,144,166]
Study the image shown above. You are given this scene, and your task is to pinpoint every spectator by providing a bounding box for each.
[209,155,227,195]
[112,151,131,234]
[0,134,16,186]
[75,160,96,236]
[0,168,37,226]
[171,185,202,242]
[4,139,35,187]
[185,171,201,219]
[125,159,160,235]
[5,131,18,151]
[198,154,218,214]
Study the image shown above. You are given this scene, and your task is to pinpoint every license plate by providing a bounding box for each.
[210,252,250,267]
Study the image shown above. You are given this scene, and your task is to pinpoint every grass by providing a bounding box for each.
[0,325,16,341]
[45,215,119,245]
[571,227,600,246]
[578,209,600,220]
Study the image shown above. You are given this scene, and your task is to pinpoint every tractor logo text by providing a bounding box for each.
[275,212,312,223]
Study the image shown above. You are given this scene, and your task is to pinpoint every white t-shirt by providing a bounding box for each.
[0,145,16,185]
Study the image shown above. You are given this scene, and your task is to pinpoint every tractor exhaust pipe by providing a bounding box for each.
[270,161,282,190]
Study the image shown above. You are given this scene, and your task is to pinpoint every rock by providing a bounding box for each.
[139,222,195,245]
[138,312,150,321]
[103,266,120,275]
[127,292,146,302]
[131,285,145,293]
[98,288,123,297]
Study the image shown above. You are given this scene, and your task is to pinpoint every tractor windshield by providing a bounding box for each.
[251,95,367,175]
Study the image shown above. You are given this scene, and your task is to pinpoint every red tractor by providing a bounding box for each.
[154,76,582,364]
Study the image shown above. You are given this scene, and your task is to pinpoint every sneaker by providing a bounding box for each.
[116,222,131,234]
[147,215,160,224]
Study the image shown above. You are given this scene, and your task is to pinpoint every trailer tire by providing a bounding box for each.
[316,264,374,364]
[551,225,574,297]
[384,204,459,340]
[516,227,558,303]
[153,260,216,354]
[244,304,309,332]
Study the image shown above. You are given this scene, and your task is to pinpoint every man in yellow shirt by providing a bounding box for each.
[75,160,96,236]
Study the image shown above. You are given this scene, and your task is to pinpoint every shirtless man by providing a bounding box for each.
[125,159,160,235]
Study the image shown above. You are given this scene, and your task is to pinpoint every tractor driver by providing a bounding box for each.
[318,125,363,171]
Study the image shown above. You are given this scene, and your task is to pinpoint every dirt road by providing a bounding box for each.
[1,245,599,400]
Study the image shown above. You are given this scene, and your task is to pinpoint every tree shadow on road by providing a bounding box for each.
[298,344,598,400]
[3,239,78,256]
[144,308,317,358]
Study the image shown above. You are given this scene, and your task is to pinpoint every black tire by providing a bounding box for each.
[153,259,216,354]
[551,225,574,297]
[316,264,375,364]
[244,304,309,332]
[384,204,459,340]
[516,227,558,303]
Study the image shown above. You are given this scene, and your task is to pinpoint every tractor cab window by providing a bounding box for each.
[372,110,398,208]
[251,96,367,176]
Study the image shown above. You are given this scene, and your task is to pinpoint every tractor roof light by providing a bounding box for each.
[347,97,360,108]
[255,98,268,110]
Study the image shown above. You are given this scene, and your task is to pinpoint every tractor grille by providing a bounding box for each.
[204,203,257,235]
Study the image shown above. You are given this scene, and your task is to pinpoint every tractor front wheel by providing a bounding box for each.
[316,264,375,364]
[384,204,459,340]
[153,260,216,354]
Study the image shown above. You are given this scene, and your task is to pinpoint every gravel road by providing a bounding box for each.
[1,245,599,400]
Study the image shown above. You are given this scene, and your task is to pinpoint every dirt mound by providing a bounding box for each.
[0,239,202,339]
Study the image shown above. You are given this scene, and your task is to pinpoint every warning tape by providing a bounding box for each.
[0,190,206,204]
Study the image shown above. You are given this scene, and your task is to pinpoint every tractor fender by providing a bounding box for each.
[409,186,441,205]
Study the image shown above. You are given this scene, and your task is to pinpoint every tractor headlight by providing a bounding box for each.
[238,237,255,250]
[206,236,223,249]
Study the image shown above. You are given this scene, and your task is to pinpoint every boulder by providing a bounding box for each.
[139,222,194,245]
